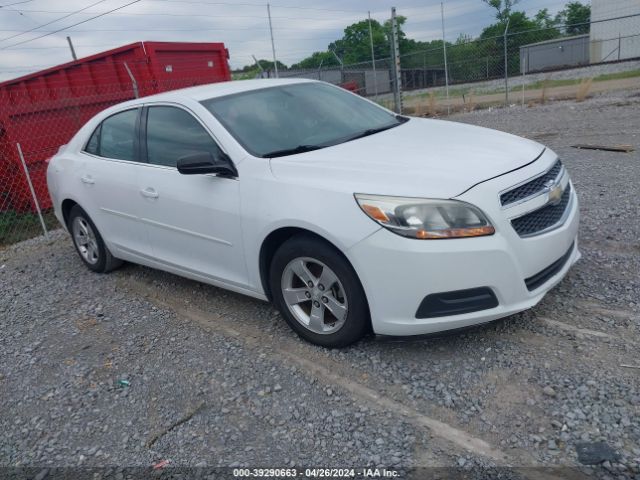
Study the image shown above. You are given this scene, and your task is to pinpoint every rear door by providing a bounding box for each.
[135,103,248,288]
[80,107,150,256]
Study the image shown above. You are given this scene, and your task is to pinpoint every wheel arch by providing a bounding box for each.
[61,198,79,228]
[258,226,368,312]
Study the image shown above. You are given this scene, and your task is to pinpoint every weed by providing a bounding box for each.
[576,78,593,102]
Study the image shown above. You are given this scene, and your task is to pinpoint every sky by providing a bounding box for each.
[0,0,576,81]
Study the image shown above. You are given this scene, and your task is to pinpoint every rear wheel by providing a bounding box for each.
[68,205,122,273]
[270,235,369,347]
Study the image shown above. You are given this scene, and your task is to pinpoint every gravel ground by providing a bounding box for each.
[1,88,639,479]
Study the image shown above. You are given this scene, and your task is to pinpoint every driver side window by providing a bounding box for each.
[145,106,224,167]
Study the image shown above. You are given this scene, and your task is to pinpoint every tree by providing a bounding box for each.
[291,17,396,69]
[233,59,288,80]
[290,51,339,70]
[482,0,521,23]
[479,10,561,76]
[328,18,389,65]
[237,59,287,73]
[534,8,557,29]
[555,2,591,35]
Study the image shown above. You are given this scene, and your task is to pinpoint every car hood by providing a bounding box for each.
[269,117,545,199]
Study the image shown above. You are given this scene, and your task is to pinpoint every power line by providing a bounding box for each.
[0,34,343,50]
[0,0,142,50]
[5,8,364,22]
[145,0,363,13]
[0,0,33,7]
[0,24,347,33]
[0,0,108,43]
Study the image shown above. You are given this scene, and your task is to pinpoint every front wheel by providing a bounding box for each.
[270,235,369,347]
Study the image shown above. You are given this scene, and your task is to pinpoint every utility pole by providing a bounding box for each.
[66,36,77,61]
[504,17,510,106]
[440,2,450,115]
[390,7,402,114]
[368,11,378,98]
[267,3,278,78]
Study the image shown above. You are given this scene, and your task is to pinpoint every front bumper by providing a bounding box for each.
[347,151,580,336]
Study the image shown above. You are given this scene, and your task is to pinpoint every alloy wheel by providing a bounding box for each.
[72,216,99,265]
[280,257,348,335]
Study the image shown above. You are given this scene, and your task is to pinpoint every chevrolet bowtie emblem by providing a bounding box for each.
[545,180,564,206]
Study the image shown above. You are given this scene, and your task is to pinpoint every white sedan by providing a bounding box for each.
[47,79,580,347]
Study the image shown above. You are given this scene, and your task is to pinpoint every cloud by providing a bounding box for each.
[0,0,569,80]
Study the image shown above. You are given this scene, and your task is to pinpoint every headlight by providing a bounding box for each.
[355,194,495,239]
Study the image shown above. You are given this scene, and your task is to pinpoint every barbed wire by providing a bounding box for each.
[0,0,108,43]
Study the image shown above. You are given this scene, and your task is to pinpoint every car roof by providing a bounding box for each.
[135,78,315,105]
[79,78,320,142]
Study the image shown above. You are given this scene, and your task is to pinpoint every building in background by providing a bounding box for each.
[520,35,590,73]
[590,0,640,62]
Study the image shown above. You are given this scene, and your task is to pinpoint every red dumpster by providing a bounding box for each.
[0,41,231,212]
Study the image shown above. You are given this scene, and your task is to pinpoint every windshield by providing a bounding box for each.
[201,82,405,158]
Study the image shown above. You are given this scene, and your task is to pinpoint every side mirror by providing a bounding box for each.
[177,152,237,177]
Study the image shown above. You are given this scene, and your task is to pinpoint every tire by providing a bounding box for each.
[270,234,369,348]
[68,205,122,273]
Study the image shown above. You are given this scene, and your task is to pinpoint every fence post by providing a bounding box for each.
[504,18,510,107]
[368,11,378,99]
[521,52,526,108]
[317,58,324,81]
[441,2,450,115]
[618,32,621,60]
[66,36,78,61]
[16,143,49,241]
[123,62,139,98]
[390,7,403,114]
[252,55,265,77]
[331,49,344,84]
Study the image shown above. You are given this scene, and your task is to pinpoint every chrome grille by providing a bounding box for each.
[511,185,571,237]
[500,160,563,207]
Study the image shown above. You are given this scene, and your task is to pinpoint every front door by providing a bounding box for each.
[135,104,248,288]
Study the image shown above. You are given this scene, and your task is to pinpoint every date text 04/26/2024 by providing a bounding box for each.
[233,468,400,478]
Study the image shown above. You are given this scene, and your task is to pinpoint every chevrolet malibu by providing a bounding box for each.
[47,79,580,347]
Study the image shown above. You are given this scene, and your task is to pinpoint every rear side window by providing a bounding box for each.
[85,109,139,161]
[145,106,223,167]
[85,125,100,155]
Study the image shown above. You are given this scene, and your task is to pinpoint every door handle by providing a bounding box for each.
[140,187,159,199]
[81,175,95,185]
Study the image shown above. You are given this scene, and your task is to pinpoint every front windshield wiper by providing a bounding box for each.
[262,144,327,158]
[344,116,409,143]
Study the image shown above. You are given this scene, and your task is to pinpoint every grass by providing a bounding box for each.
[540,77,550,104]
[519,70,640,90]
[0,209,58,247]
[405,68,640,105]
[594,69,640,81]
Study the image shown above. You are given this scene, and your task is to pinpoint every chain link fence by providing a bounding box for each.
[398,13,640,115]
[278,13,640,115]
[1,13,640,247]
[0,54,229,247]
